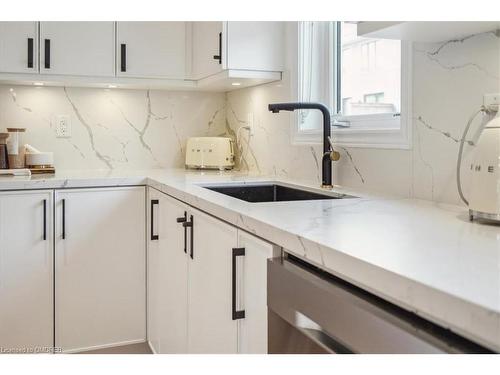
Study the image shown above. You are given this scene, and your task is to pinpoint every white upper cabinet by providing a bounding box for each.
[39,22,115,77]
[357,21,500,43]
[225,22,285,72]
[0,21,284,91]
[191,22,224,79]
[191,21,284,90]
[116,22,187,79]
[0,22,38,73]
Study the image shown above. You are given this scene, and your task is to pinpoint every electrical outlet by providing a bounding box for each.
[484,93,500,111]
[55,115,71,138]
[247,113,254,136]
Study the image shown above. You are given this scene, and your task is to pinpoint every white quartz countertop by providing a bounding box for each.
[1,168,499,351]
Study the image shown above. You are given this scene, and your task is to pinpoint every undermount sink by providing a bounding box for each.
[202,183,355,203]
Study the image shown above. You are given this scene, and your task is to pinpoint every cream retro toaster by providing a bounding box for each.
[185,137,235,170]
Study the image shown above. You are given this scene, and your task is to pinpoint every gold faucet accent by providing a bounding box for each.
[320,136,340,189]
[327,136,341,161]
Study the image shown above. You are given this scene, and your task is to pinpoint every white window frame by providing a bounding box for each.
[291,22,413,149]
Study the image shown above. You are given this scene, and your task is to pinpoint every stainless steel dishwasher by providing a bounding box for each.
[267,255,493,354]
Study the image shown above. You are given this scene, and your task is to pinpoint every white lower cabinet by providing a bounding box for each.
[0,190,53,351]
[237,230,278,354]
[187,207,239,353]
[147,187,278,354]
[147,188,188,354]
[147,189,161,353]
[55,187,146,353]
[0,185,273,354]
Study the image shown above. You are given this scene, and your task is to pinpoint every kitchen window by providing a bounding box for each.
[294,21,412,149]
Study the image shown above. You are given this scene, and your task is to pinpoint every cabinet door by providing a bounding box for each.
[55,187,146,353]
[191,21,224,79]
[0,22,38,73]
[226,22,285,72]
[116,22,187,79]
[157,192,189,353]
[187,207,238,353]
[237,231,279,354]
[39,22,115,77]
[0,190,53,351]
[147,188,161,354]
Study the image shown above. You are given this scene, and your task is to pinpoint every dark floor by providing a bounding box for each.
[77,342,152,354]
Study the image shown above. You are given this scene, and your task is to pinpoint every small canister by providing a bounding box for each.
[6,128,26,169]
[0,133,9,169]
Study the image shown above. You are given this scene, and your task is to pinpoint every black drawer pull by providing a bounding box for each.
[61,199,66,239]
[42,199,47,241]
[213,32,222,64]
[27,38,34,68]
[44,39,50,69]
[232,247,245,320]
[120,44,126,72]
[182,215,194,259]
[150,199,159,241]
[177,212,187,253]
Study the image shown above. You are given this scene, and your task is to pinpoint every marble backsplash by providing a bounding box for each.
[0,29,498,208]
[226,30,500,206]
[0,86,226,170]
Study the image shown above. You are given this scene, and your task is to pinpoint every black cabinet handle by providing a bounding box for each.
[213,32,222,64]
[42,199,47,241]
[182,215,194,259]
[177,212,187,253]
[27,38,34,68]
[120,44,126,72]
[44,39,50,69]
[61,199,66,239]
[150,199,159,241]
[232,247,245,320]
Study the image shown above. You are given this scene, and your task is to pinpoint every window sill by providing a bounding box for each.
[292,127,411,149]
[292,113,412,149]
[331,126,411,149]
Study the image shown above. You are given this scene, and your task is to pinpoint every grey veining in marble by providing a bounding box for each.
[0,85,226,171]
[226,29,500,206]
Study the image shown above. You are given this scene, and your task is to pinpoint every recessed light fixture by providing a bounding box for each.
[231,82,241,86]
[108,84,117,89]
[33,82,44,86]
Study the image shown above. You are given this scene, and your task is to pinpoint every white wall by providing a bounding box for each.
[0,86,226,170]
[226,30,500,206]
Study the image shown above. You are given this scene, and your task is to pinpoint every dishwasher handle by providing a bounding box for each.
[267,257,491,354]
[293,311,352,353]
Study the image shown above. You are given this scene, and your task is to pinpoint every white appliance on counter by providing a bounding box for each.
[185,137,235,171]
[467,115,500,221]
[457,105,500,222]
